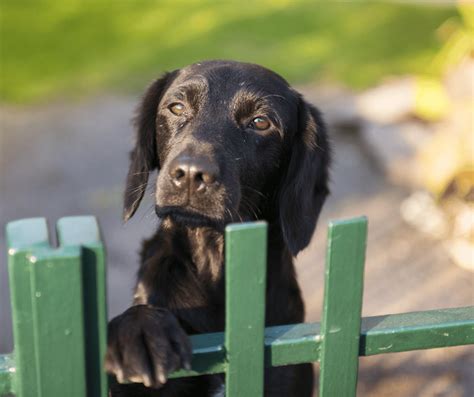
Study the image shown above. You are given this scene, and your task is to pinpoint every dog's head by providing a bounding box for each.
[124,60,330,256]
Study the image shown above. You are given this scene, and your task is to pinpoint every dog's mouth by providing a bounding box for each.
[155,205,225,229]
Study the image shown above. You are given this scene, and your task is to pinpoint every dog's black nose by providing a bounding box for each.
[169,155,218,193]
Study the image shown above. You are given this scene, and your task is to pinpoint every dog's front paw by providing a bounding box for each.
[105,305,192,389]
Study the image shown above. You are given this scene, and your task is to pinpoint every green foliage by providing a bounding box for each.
[0,1,457,104]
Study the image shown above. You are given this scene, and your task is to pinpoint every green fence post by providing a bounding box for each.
[57,216,108,397]
[30,246,88,396]
[319,217,368,397]
[7,218,50,396]
[225,222,267,397]
[6,216,108,397]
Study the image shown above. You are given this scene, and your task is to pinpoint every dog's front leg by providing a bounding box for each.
[105,305,192,390]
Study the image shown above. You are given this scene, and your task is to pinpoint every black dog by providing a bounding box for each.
[106,60,330,397]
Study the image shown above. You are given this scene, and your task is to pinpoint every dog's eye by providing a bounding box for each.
[169,103,186,116]
[249,116,270,130]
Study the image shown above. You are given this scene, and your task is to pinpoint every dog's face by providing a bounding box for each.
[154,62,298,225]
[124,61,330,255]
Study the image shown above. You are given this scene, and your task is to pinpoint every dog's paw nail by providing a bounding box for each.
[143,375,152,388]
[128,375,142,384]
[116,369,125,384]
[158,370,167,385]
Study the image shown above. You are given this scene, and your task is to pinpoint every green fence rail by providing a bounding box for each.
[1,216,473,397]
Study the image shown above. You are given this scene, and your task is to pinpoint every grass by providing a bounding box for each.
[0,1,458,104]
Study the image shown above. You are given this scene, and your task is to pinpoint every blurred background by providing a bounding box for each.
[1,1,473,395]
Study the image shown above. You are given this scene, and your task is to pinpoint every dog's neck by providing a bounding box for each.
[185,224,225,282]
[135,217,301,332]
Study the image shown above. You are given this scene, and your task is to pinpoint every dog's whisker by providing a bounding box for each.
[127,182,155,196]
[231,206,244,223]
[240,198,260,220]
[242,185,266,199]
[225,207,233,222]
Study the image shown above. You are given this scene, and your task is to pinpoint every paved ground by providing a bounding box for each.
[1,93,472,396]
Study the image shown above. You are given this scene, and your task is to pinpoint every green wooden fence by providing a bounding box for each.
[1,216,473,396]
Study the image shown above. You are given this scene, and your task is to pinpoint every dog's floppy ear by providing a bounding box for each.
[123,71,178,221]
[279,94,330,256]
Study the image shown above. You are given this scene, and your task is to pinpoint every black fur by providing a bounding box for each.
[107,60,331,396]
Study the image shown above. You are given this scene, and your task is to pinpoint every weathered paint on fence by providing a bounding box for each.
[1,216,473,397]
